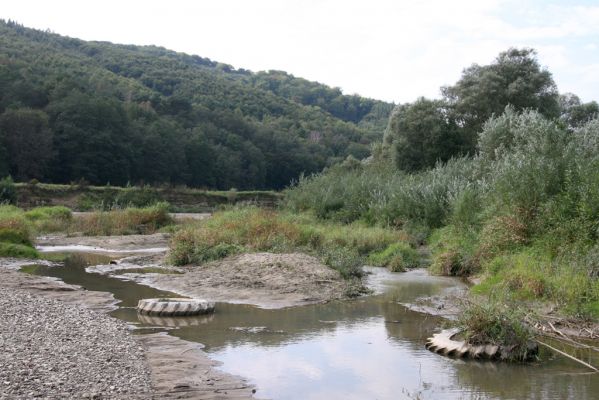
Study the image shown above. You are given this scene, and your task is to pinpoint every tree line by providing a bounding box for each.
[383,48,598,171]
[0,20,392,189]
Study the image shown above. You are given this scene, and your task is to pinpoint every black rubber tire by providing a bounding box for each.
[136,297,215,316]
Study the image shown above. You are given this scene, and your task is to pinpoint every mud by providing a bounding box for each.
[92,252,352,309]
[37,233,170,252]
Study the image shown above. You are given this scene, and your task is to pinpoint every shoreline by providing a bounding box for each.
[0,257,256,400]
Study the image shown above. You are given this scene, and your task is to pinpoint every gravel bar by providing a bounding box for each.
[0,287,152,399]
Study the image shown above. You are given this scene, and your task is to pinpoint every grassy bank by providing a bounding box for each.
[287,110,599,321]
[71,203,174,236]
[0,205,74,258]
[13,182,281,212]
[168,207,416,280]
[0,203,178,258]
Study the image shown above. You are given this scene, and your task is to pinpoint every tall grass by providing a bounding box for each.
[169,207,412,279]
[286,110,599,319]
[457,300,536,361]
[0,204,73,258]
[72,202,173,236]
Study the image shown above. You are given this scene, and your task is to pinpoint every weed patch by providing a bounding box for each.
[72,202,173,236]
[168,207,413,280]
[457,300,536,361]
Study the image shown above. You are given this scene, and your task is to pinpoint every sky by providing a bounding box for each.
[2,0,599,104]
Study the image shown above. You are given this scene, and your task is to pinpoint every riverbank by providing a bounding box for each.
[15,183,281,212]
[0,258,256,399]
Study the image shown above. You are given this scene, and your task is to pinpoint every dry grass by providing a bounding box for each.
[72,203,173,236]
[169,207,413,279]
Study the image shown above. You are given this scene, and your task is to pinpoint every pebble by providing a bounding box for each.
[0,287,152,399]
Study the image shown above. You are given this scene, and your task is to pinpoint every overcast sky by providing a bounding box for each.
[3,0,599,103]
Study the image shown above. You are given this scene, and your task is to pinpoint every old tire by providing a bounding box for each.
[137,298,215,316]
[137,313,214,327]
[425,329,538,361]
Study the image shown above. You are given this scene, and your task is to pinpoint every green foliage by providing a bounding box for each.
[559,93,599,130]
[0,176,16,204]
[168,207,410,280]
[287,156,479,230]
[457,300,536,361]
[381,48,560,169]
[443,48,559,143]
[24,206,72,221]
[368,242,420,272]
[249,70,392,140]
[0,20,391,189]
[428,226,480,276]
[289,107,599,318]
[0,242,39,258]
[0,108,53,181]
[0,204,46,258]
[0,205,33,245]
[385,98,468,172]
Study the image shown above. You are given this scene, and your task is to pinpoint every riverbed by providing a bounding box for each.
[22,251,599,400]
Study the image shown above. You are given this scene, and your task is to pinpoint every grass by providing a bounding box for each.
[0,203,175,258]
[0,204,47,258]
[457,300,537,361]
[71,202,174,235]
[367,242,420,272]
[15,181,281,212]
[0,242,39,258]
[168,206,414,280]
[24,206,72,232]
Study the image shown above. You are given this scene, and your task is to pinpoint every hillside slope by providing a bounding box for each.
[0,20,393,189]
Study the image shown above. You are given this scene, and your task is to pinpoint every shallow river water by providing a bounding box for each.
[25,253,599,400]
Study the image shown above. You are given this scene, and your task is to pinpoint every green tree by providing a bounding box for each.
[48,93,133,185]
[558,93,599,130]
[0,108,53,180]
[385,98,466,171]
[0,176,16,204]
[442,48,559,143]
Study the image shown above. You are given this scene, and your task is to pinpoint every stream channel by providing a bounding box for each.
[23,252,599,400]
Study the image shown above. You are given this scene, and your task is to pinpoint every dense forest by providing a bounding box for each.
[0,20,392,189]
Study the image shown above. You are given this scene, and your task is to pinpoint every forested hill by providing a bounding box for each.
[0,20,393,189]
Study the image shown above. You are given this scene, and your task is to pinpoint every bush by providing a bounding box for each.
[113,186,161,208]
[24,206,72,221]
[368,242,420,272]
[0,176,17,204]
[0,206,33,245]
[24,206,73,232]
[429,226,480,276]
[477,215,528,259]
[457,300,536,361]
[0,242,39,258]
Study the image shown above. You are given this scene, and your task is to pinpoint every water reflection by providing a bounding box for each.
[26,253,599,400]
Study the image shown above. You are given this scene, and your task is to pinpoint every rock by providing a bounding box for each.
[0,288,153,399]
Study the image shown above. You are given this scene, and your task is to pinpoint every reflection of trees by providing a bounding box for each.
[172,293,446,350]
[169,271,457,350]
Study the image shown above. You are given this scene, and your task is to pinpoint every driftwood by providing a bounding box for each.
[535,340,599,372]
